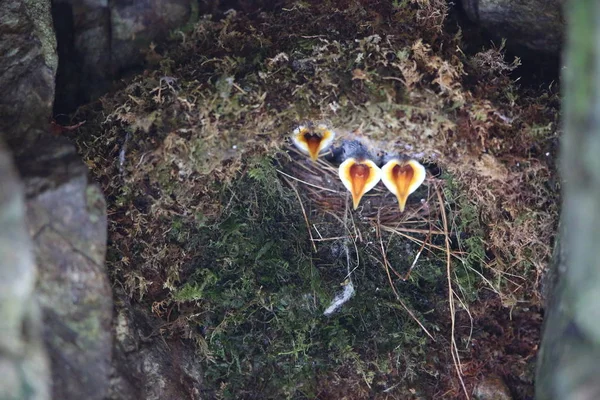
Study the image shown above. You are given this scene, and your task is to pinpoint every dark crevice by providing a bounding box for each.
[449,0,561,89]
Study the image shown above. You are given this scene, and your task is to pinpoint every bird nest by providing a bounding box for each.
[281,141,453,282]
[279,140,480,394]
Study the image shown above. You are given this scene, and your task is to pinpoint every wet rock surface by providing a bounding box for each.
[536,3,600,399]
[0,0,56,398]
[460,0,564,54]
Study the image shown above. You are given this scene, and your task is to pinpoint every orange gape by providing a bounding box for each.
[339,157,382,209]
[304,133,323,160]
[292,125,336,162]
[392,164,415,195]
[349,163,370,203]
[381,158,426,212]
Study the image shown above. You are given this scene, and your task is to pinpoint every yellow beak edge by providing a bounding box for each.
[338,158,382,209]
[292,124,336,161]
[381,159,426,212]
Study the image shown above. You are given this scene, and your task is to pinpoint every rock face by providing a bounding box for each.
[1,0,114,399]
[0,0,57,150]
[109,288,205,400]
[0,140,50,400]
[52,0,193,113]
[0,1,56,398]
[460,0,564,54]
[474,375,513,400]
[3,0,207,396]
[15,137,113,400]
[2,0,203,396]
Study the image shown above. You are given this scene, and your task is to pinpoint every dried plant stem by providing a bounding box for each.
[376,219,435,341]
[435,182,469,399]
[276,169,337,192]
[404,235,427,280]
[283,176,317,252]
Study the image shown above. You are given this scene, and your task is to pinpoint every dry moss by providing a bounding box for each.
[67,0,558,398]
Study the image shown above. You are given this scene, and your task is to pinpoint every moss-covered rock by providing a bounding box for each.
[65,1,559,398]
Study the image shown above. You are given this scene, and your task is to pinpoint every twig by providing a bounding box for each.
[403,215,432,281]
[324,192,357,315]
[276,169,338,193]
[345,192,361,275]
[452,288,474,350]
[435,182,469,399]
[376,218,435,341]
[283,177,317,252]
[376,210,405,281]
[380,225,448,253]
[312,224,324,239]
[380,226,445,235]
[311,236,351,242]
[404,239,426,281]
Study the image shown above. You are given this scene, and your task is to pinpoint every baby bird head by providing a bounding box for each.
[291,122,336,162]
[337,140,382,210]
[380,154,426,212]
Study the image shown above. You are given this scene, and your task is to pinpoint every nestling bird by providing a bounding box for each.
[381,155,426,212]
[291,122,336,161]
[337,140,382,210]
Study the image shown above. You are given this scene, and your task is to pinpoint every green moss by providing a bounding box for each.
[172,269,218,302]
[85,186,105,224]
[155,156,449,397]
[526,122,555,140]
[441,172,486,302]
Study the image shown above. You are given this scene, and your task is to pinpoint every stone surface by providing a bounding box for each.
[14,136,113,400]
[0,0,57,150]
[52,0,111,115]
[52,0,193,113]
[110,0,192,73]
[460,0,564,54]
[108,288,205,400]
[0,1,56,397]
[474,375,513,400]
[0,139,50,400]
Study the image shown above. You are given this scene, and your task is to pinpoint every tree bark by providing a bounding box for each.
[536,2,600,399]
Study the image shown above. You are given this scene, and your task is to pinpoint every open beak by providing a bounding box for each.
[381,159,426,212]
[292,124,336,161]
[338,158,382,209]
